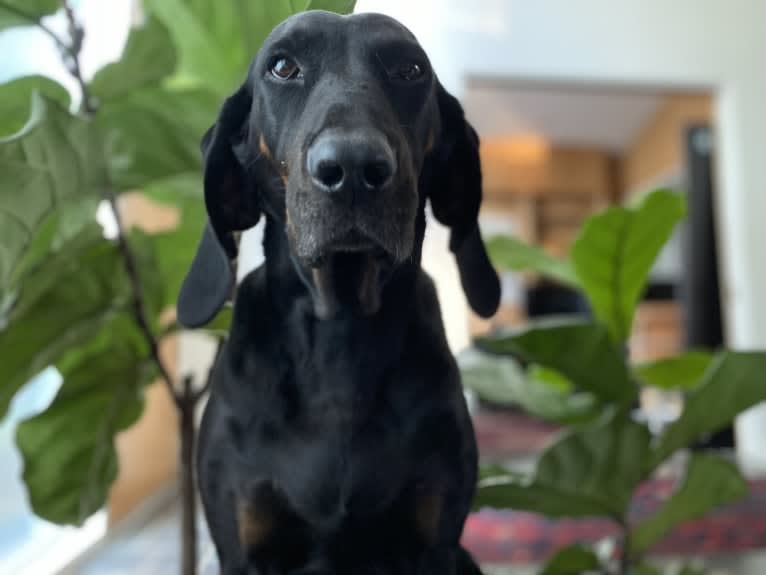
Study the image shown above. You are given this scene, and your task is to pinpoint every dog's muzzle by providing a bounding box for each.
[286,128,416,318]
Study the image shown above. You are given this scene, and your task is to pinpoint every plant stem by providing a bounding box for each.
[0,1,96,113]
[618,520,632,575]
[59,0,96,114]
[179,376,198,575]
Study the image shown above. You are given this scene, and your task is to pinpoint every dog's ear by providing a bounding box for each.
[177,82,261,328]
[425,82,501,319]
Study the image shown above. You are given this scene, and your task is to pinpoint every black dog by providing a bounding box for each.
[177,10,500,575]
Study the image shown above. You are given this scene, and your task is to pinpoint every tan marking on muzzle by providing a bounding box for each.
[312,267,338,319]
[258,133,273,161]
[285,207,297,243]
[358,254,381,315]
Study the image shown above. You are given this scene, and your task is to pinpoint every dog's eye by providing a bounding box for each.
[270,57,302,80]
[394,62,424,82]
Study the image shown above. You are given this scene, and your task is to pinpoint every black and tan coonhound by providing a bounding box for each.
[177,10,500,575]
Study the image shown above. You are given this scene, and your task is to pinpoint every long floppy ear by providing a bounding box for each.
[426,82,501,318]
[177,83,261,328]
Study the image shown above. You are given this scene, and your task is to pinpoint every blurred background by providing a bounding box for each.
[2,1,766,574]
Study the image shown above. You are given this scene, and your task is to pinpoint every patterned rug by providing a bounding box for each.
[467,408,766,564]
[463,479,766,564]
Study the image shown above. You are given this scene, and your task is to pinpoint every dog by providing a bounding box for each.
[177,10,500,575]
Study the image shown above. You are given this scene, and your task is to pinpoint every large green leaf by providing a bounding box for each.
[540,545,601,575]
[634,351,713,391]
[0,95,107,293]
[90,17,177,102]
[0,228,164,419]
[305,0,358,12]
[475,412,651,519]
[142,175,205,308]
[485,235,580,288]
[629,454,747,556]
[651,352,766,466]
[459,350,598,424]
[96,86,217,190]
[0,75,70,135]
[145,0,356,95]
[0,0,59,32]
[570,189,686,343]
[477,318,636,403]
[16,314,156,525]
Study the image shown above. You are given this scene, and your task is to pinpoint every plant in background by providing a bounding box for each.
[0,1,354,573]
[464,189,766,575]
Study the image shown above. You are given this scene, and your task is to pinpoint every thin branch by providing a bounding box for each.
[59,0,96,115]
[40,0,178,404]
[0,1,68,50]
[107,186,181,408]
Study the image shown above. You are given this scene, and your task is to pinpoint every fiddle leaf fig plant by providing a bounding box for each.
[0,1,355,573]
[468,189,766,574]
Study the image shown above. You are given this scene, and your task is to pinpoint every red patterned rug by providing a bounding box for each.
[467,409,766,564]
[464,476,766,564]
[463,410,766,563]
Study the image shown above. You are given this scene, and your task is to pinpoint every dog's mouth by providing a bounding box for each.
[308,230,394,319]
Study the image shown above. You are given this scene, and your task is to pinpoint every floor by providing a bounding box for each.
[58,485,766,575]
[59,408,766,574]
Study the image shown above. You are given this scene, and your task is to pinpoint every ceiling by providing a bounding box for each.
[463,80,667,152]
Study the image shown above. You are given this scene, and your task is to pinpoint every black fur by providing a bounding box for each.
[178,10,498,574]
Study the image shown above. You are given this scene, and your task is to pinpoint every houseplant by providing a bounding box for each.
[464,189,766,574]
[0,1,355,573]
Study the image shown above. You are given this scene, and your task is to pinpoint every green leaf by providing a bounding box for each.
[629,454,747,556]
[96,87,217,190]
[459,350,599,424]
[485,235,580,288]
[90,17,177,102]
[142,176,205,307]
[0,75,70,135]
[570,189,686,342]
[628,564,663,575]
[0,228,163,419]
[305,0,357,12]
[145,0,356,96]
[0,95,107,294]
[634,351,713,391]
[16,314,155,525]
[651,352,766,467]
[475,412,651,519]
[0,0,59,32]
[200,305,233,337]
[477,318,635,403]
[540,545,601,575]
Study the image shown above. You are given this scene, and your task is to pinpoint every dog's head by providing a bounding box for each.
[178,11,500,326]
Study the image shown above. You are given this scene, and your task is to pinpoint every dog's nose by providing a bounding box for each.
[307,131,396,200]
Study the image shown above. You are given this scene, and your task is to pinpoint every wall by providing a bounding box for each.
[622,93,714,194]
[356,0,766,469]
